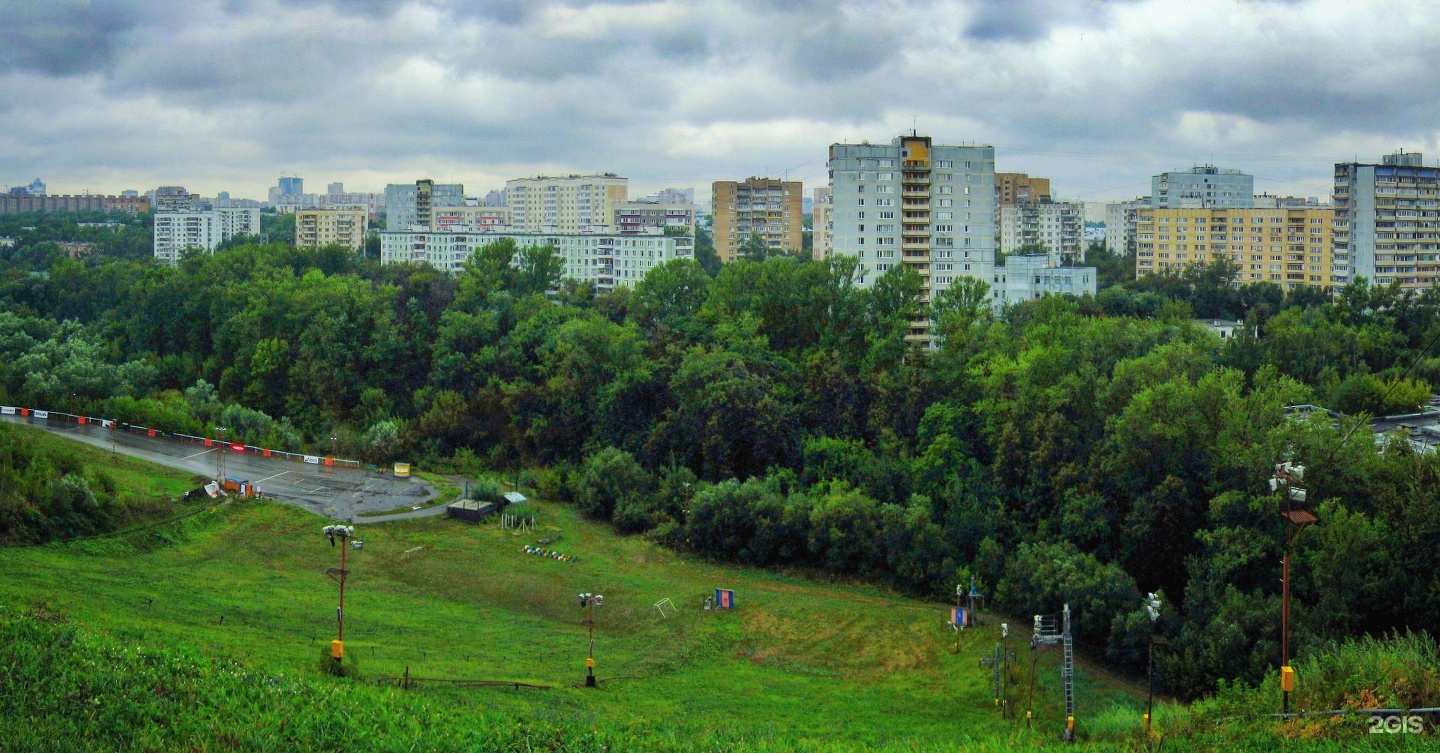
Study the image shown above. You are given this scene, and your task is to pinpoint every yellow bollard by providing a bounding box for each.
[330,639,344,659]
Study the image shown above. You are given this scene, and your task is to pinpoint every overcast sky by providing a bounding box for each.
[3,0,1438,205]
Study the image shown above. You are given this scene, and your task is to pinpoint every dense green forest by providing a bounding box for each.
[1,210,1438,700]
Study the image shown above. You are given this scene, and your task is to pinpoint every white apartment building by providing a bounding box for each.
[152,207,259,264]
[615,201,696,234]
[812,187,832,260]
[995,254,1097,305]
[1105,198,1148,256]
[379,229,693,290]
[1334,150,1440,291]
[432,205,512,232]
[828,133,996,343]
[385,179,464,230]
[1152,166,1254,208]
[998,201,1083,262]
[505,174,629,233]
[296,208,367,251]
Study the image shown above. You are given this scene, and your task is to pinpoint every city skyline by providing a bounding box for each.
[3,0,1439,202]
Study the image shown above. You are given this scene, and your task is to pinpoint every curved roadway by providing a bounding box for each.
[0,413,446,524]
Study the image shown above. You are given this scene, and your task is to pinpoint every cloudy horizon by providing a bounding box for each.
[2,0,1437,205]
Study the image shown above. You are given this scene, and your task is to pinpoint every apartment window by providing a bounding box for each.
[875,199,894,206]
[858,212,865,219]
[880,211,895,219]
[938,199,953,207]
[938,186,953,194]
[936,160,953,168]
[876,186,893,193]
[879,172,894,181]
[857,185,865,193]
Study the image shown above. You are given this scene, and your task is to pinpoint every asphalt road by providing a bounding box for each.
[1,413,446,523]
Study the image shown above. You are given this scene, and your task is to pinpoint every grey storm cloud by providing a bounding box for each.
[1,0,1438,202]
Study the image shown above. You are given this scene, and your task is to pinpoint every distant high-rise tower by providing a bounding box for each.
[384,179,464,230]
[1151,166,1253,208]
[828,134,996,345]
[1334,150,1440,291]
[505,174,628,233]
[711,177,803,262]
[278,176,304,197]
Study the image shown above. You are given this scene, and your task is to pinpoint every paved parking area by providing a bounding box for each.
[1,414,441,522]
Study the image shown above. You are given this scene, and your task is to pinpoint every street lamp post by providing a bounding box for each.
[1272,462,1317,714]
[1143,592,1162,733]
[578,592,603,687]
[215,426,228,482]
[323,524,355,671]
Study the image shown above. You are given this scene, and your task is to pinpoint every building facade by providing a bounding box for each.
[296,208,368,251]
[504,174,628,233]
[1334,151,1440,291]
[379,229,693,289]
[614,201,695,235]
[1134,206,1338,290]
[995,254,1098,305]
[431,205,511,232]
[153,186,199,213]
[385,179,464,230]
[711,177,804,262]
[1104,198,1148,256]
[0,194,150,214]
[829,134,997,344]
[153,207,260,264]
[812,187,832,260]
[995,173,1051,205]
[998,200,1083,262]
[1151,166,1254,208]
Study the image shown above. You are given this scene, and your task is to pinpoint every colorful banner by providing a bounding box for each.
[304,455,320,464]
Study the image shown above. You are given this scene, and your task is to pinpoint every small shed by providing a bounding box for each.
[503,492,527,505]
[446,499,496,524]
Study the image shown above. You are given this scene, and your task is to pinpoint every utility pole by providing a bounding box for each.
[215,426,227,482]
[979,623,1015,718]
[323,525,355,671]
[954,583,963,653]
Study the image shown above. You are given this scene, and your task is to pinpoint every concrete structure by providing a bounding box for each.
[1105,198,1148,256]
[379,229,693,289]
[153,186,199,213]
[483,189,506,207]
[296,208,368,251]
[1334,150,1440,291]
[153,207,260,264]
[505,174,628,233]
[615,200,696,234]
[0,194,150,214]
[998,200,1083,262]
[1194,319,1244,340]
[1134,206,1339,290]
[385,179,464,230]
[812,187,833,260]
[712,177,804,262]
[995,173,1051,205]
[1152,166,1254,208]
[995,254,1097,305]
[321,183,386,216]
[432,205,511,232]
[829,133,997,344]
[651,188,695,205]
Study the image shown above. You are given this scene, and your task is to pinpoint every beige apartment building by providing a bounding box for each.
[296,208,368,251]
[812,187,832,260]
[505,174,628,233]
[712,177,803,263]
[1134,206,1338,290]
[995,173,1051,205]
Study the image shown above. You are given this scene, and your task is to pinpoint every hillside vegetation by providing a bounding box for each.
[1,225,1438,703]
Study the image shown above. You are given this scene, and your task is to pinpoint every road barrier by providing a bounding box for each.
[0,404,362,469]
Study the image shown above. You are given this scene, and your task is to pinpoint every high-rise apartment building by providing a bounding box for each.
[1134,206,1338,290]
[1152,166,1254,208]
[296,208,368,251]
[711,177,803,262]
[432,205,511,232]
[1334,150,1440,291]
[998,201,1083,262]
[614,200,696,235]
[829,134,996,344]
[153,186,199,213]
[1105,198,1148,256]
[153,207,260,264]
[385,179,464,230]
[812,187,832,260]
[995,173,1051,205]
[505,174,628,233]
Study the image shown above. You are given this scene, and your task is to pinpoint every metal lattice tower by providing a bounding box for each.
[1032,604,1075,741]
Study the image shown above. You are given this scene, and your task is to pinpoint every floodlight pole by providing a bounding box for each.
[323,525,354,665]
